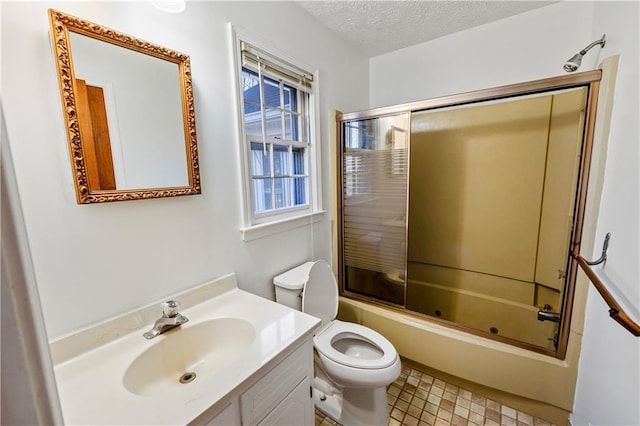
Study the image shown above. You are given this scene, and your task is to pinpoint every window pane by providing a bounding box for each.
[292,147,305,175]
[284,112,299,141]
[253,178,273,213]
[244,112,263,136]
[264,108,283,138]
[242,69,259,95]
[242,70,262,135]
[273,144,290,177]
[274,177,292,209]
[293,177,307,205]
[283,85,297,111]
[263,77,280,108]
[250,142,271,177]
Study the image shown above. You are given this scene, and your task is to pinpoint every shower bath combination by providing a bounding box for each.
[336,71,602,360]
[564,34,606,72]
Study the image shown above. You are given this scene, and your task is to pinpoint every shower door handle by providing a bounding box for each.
[537,310,561,323]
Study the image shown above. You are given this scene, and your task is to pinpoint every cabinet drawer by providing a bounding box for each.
[241,341,312,425]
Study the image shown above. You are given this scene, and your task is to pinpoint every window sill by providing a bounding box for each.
[240,210,326,242]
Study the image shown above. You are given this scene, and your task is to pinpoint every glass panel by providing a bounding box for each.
[274,177,292,209]
[263,76,280,108]
[344,120,377,150]
[253,177,272,213]
[264,108,283,138]
[244,112,262,137]
[242,69,260,102]
[293,177,307,205]
[283,85,297,111]
[342,114,410,306]
[405,91,589,349]
[272,144,290,177]
[250,142,271,177]
[344,155,364,196]
[284,112,299,141]
[242,70,263,136]
[292,147,305,175]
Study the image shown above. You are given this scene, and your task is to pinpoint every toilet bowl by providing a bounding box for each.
[273,260,401,426]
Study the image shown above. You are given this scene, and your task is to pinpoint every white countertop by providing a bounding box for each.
[52,276,320,425]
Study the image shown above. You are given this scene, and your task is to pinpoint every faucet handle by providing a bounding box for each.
[161,300,180,318]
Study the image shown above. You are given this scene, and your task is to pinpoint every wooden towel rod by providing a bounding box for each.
[572,235,640,336]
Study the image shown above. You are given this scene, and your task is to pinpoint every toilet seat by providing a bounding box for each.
[314,320,398,370]
[274,260,401,425]
[299,260,398,370]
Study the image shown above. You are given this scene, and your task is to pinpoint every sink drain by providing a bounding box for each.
[179,372,196,384]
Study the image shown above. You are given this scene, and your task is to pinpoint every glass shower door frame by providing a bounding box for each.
[336,70,602,359]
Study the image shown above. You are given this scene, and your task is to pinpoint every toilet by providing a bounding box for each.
[273,260,401,426]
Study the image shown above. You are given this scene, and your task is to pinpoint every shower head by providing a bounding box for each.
[563,53,583,73]
[563,34,606,72]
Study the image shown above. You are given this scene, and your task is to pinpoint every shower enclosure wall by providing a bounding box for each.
[337,72,601,358]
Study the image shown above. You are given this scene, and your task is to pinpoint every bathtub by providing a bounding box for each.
[406,278,558,349]
[337,296,582,425]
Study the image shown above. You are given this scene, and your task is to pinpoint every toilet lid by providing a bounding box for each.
[301,260,338,324]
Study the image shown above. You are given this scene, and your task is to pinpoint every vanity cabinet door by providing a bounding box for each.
[240,340,313,425]
[257,377,313,426]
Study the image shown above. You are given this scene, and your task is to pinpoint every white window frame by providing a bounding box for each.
[231,25,323,241]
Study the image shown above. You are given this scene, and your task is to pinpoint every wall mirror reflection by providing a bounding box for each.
[338,72,600,358]
[49,9,200,203]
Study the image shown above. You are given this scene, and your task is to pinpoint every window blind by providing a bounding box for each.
[241,41,313,92]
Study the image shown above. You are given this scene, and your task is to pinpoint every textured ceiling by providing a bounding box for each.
[296,0,556,57]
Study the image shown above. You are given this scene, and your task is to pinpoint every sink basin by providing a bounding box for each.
[123,318,256,397]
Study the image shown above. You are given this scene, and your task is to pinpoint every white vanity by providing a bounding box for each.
[49,274,320,425]
[200,340,313,425]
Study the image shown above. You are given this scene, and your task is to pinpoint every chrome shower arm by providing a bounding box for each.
[563,34,606,72]
[579,34,606,55]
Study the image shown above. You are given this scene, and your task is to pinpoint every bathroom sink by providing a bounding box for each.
[123,318,256,397]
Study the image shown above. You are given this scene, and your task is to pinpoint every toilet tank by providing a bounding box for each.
[273,261,315,311]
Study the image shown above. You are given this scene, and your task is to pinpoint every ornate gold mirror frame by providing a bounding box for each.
[48,9,200,203]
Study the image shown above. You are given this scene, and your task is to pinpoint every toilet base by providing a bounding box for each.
[313,383,389,426]
[312,352,392,425]
[340,386,389,426]
[313,387,343,421]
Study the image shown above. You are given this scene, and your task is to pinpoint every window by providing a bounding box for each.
[236,39,318,229]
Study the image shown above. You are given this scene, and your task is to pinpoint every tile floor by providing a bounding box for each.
[315,363,556,426]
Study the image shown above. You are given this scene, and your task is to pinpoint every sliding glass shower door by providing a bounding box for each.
[336,72,600,359]
[340,113,409,305]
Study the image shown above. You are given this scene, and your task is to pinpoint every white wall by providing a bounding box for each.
[370,2,639,424]
[1,1,369,339]
[370,2,594,107]
[572,2,640,425]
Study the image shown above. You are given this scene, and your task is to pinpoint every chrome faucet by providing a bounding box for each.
[143,300,189,339]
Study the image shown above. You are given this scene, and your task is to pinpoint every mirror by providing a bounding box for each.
[49,9,200,203]
[338,71,600,357]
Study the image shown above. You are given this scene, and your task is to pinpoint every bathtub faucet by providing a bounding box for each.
[537,310,560,323]
[143,300,189,339]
